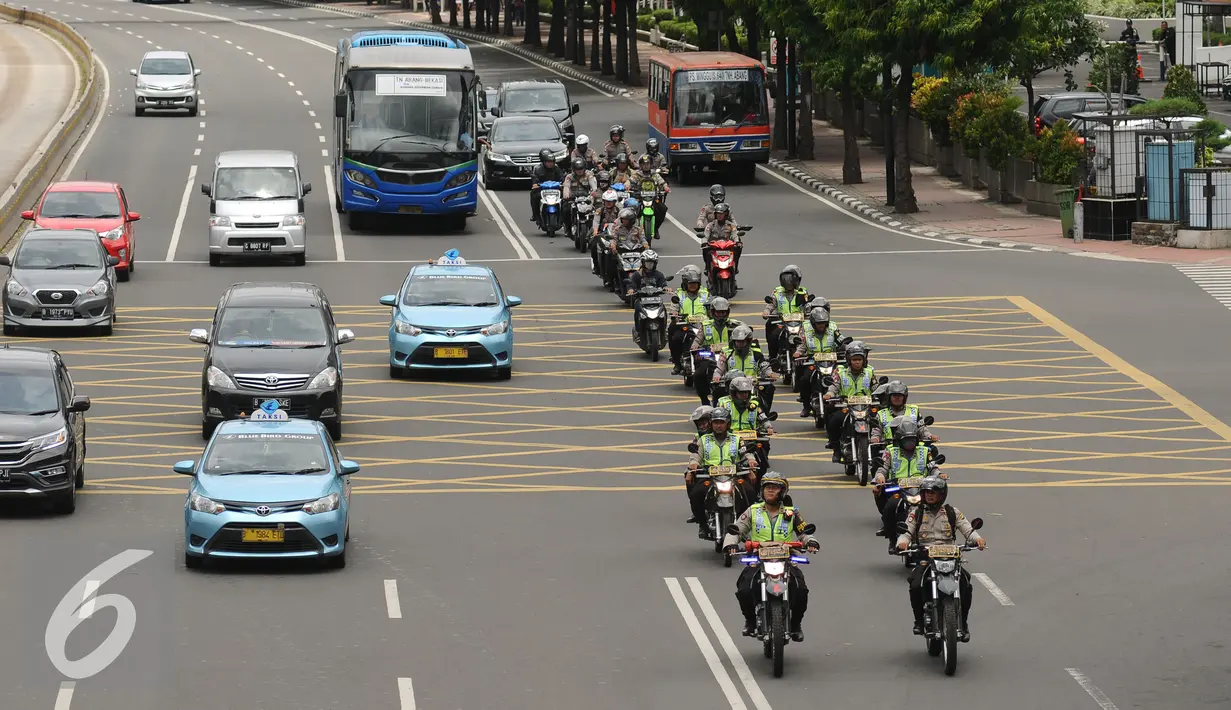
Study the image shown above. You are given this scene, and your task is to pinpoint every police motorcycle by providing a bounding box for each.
[632,275,674,361]
[897,517,984,676]
[870,413,938,466]
[727,522,818,678]
[571,194,594,252]
[694,225,753,299]
[826,374,890,485]
[538,180,564,236]
[616,250,643,306]
[669,296,707,387]
[634,175,666,241]
[765,293,817,383]
[799,342,849,428]
[878,467,939,566]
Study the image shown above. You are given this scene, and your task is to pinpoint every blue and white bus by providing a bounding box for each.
[332,30,480,230]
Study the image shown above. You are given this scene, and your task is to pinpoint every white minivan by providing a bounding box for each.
[200,150,310,266]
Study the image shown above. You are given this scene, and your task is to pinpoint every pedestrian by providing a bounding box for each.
[1159,20,1177,69]
[513,0,524,26]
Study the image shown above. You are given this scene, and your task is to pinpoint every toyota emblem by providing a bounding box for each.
[255,505,271,516]
[445,329,457,337]
[264,375,280,385]
[51,292,63,300]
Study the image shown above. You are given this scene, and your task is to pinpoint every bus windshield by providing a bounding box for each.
[343,68,477,170]
[672,68,768,128]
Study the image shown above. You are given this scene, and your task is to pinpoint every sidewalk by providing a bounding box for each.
[0,20,75,197]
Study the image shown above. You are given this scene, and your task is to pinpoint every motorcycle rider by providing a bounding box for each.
[761,265,810,362]
[629,249,667,336]
[562,157,597,230]
[690,297,741,403]
[872,381,938,447]
[571,133,599,168]
[591,189,621,278]
[713,326,777,410]
[874,418,944,537]
[685,404,714,523]
[822,340,877,462]
[603,125,632,165]
[611,208,648,293]
[794,307,843,418]
[645,137,667,170]
[670,266,709,375]
[696,184,736,229]
[702,203,742,277]
[723,473,819,641]
[610,153,634,186]
[630,154,671,238]
[688,407,759,536]
[529,148,565,224]
[897,477,985,640]
[591,170,612,201]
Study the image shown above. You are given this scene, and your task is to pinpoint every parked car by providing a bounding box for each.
[1032,92,1148,133]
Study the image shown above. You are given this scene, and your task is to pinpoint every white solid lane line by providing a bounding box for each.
[666,210,702,245]
[972,572,1014,606]
[685,577,771,710]
[663,578,748,709]
[78,580,100,619]
[476,187,528,260]
[60,57,109,178]
[383,579,401,619]
[397,677,416,710]
[53,681,75,710]
[481,184,539,259]
[1066,668,1121,710]
[322,166,345,262]
[165,164,198,262]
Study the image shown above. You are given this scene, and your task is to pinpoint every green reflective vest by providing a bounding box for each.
[699,432,742,466]
[802,325,838,354]
[836,365,877,397]
[885,444,930,482]
[699,319,736,348]
[676,290,709,317]
[877,405,919,436]
[749,502,799,542]
[716,396,758,431]
[771,286,809,316]
[721,346,764,378]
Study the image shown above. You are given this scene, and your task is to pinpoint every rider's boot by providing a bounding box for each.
[788,621,804,643]
[742,617,757,637]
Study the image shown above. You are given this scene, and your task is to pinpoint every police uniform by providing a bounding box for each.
[793,323,842,413]
[696,204,738,230]
[690,318,742,403]
[686,432,757,526]
[897,503,982,632]
[823,364,878,448]
[603,139,632,163]
[702,220,742,276]
[761,286,809,360]
[670,289,708,368]
[871,404,934,445]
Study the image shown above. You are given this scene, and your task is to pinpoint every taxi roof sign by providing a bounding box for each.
[250,399,289,421]
[429,248,466,266]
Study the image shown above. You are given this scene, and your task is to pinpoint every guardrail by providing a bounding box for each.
[0,4,102,247]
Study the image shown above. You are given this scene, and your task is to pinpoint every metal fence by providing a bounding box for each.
[1179,166,1231,229]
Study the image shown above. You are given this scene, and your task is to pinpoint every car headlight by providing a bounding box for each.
[136,81,149,90]
[188,491,225,515]
[488,152,513,163]
[393,317,421,336]
[933,559,956,573]
[307,367,338,389]
[282,215,305,226]
[552,149,568,161]
[206,365,235,389]
[85,279,109,297]
[171,82,194,91]
[98,227,123,240]
[761,561,786,576]
[445,171,476,189]
[481,319,508,336]
[208,216,232,227]
[6,280,28,297]
[561,116,573,129]
[30,427,67,451]
[302,491,340,514]
[345,169,377,188]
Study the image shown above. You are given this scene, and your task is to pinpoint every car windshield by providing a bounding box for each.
[343,68,477,170]
[492,119,559,142]
[14,239,103,269]
[202,431,330,475]
[214,307,329,347]
[672,69,768,128]
[213,167,299,201]
[403,272,499,307]
[503,86,567,113]
[40,190,122,219]
[0,371,58,415]
[140,58,191,75]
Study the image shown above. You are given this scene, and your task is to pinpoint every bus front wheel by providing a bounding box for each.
[347,211,368,231]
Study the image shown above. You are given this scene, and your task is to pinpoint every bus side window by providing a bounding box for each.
[657,68,669,109]
[649,64,659,106]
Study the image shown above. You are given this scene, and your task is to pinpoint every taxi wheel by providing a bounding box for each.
[496,366,512,380]
[389,365,406,379]
[184,552,203,569]
[326,549,347,569]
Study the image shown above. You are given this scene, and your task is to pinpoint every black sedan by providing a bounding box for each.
[478,116,568,190]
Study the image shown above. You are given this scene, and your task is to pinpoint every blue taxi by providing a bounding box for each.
[380,249,522,379]
[177,400,357,569]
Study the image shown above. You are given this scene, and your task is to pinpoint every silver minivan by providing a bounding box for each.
[131,50,200,116]
[200,150,310,266]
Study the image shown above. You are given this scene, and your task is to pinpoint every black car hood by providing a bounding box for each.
[210,346,332,375]
[0,412,66,442]
[492,138,566,157]
[506,107,570,123]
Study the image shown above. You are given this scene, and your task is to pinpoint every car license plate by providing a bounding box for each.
[0,470,9,482]
[398,205,423,214]
[253,398,291,409]
[712,153,730,162]
[41,308,74,320]
[241,528,284,543]
[158,100,171,106]
[434,347,467,359]
[243,241,272,252]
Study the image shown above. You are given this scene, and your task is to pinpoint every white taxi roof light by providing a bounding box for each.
[249,399,289,421]
[430,248,466,266]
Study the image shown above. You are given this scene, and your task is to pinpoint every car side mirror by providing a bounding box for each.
[505,295,522,307]
[200,183,212,197]
[763,296,773,304]
[173,460,197,475]
[571,103,581,115]
[188,328,209,344]
[334,91,347,119]
[20,210,33,220]
[302,183,312,195]
[129,69,137,76]
[878,376,889,385]
[379,295,398,307]
[725,524,740,536]
[933,454,946,466]
[924,415,935,425]
[69,395,91,412]
[127,212,141,222]
[194,68,202,76]
[339,459,361,475]
[687,442,698,454]
[106,256,120,266]
[336,328,355,345]
[969,518,983,531]
[802,523,817,535]
[766,411,778,421]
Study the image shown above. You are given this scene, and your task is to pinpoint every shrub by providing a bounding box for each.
[658,19,698,45]
[636,14,656,31]
[1128,97,1206,117]
[950,90,1029,170]
[1088,43,1140,96]
[1085,0,1173,17]
[912,75,954,145]
[1162,65,1206,114]
[1031,120,1085,185]
[651,8,675,23]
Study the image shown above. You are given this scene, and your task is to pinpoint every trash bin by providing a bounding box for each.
[1056,188,1077,239]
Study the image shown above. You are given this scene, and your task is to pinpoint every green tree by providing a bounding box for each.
[1088,42,1139,96]
[1006,0,1101,118]
[1162,65,1206,114]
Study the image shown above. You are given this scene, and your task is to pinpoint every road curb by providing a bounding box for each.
[765,157,1057,253]
[0,3,103,250]
[265,0,635,97]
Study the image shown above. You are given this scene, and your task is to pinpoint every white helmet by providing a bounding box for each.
[602,189,618,203]
[576,133,590,148]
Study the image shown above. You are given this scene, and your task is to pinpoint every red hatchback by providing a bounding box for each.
[22,182,140,281]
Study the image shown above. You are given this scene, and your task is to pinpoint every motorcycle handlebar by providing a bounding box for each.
[896,543,980,556]
[738,541,806,552]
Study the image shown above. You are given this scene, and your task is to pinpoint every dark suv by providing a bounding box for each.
[189,282,354,440]
[0,346,90,513]
[1032,92,1148,133]
[495,79,581,141]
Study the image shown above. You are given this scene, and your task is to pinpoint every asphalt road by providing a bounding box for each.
[3,0,1231,708]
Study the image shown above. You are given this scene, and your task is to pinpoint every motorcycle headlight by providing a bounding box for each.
[307,367,338,389]
[345,169,377,188]
[543,192,561,205]
[933,559,956,573]
[302,491,340,514]
[715,480,733,493]
[481,319,508,336]
[393,317,421,336]
[208,216,232,228]
[6,280,28,297]
[30,427,67,451]
[282,215,306,227]
[85,279,109,297]
[761,561,786,576]
[188,491,225,515]
[206,365,235,389]
[98,227,123,240]
[852,409,867,419]
[906,495,921,504]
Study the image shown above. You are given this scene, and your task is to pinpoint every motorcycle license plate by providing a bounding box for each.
[687,315,705,325]
[434,347,468,358]
[847,395,873,405]
[708,464,736,476]
[928,544,961,559]
[817,353,838,362]
[757,543,791,560]
[712,153,730,162]
[783,313,803,322]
